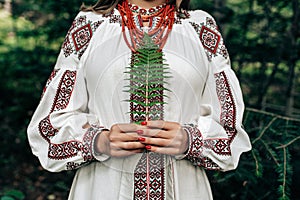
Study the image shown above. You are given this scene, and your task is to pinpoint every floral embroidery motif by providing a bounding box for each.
[200,26,220,54]
[128,2,166,16]
[62,15,104,59]
[103,10,122,24]
[190,17,228,61]
[184,71,237,170]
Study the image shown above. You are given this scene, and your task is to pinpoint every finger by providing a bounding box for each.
[110,149,144,157]
[141,129,167,138]
[111,123,140,133]
[146,146,181,156]
[111,141,145,150]
[109,131,143,142]
[142,137,173,147]
[145,121,180,130]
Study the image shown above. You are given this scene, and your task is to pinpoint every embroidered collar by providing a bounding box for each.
[128,2,167,16]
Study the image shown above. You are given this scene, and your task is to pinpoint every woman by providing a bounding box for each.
[27,0,251,199]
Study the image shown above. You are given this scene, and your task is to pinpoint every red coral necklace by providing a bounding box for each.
[118,0,175,52]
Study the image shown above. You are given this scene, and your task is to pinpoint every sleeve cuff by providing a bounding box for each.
[175,124,203,163]
[90,125,110,162]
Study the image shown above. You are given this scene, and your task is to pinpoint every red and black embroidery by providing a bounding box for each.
[39,70,76,141]
[38,70,100,169]
[47,125,100,161]
[183,124,221,170]
[184,71,237,170]
[103,10,122,24]
[62,15,104,59]
[148,152,165,199]
[134,153,165,199]
[215,71,237,143]
[42,69,60,98]
[190,16,228,61]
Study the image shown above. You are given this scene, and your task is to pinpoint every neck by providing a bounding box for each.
[128,0,167,9]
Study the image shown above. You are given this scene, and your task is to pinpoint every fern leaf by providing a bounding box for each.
[124,33,172,121]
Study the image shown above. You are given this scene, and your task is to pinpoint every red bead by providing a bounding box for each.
[138,137,145,142]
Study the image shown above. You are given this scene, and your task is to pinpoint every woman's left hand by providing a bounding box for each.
[138,121,189,155]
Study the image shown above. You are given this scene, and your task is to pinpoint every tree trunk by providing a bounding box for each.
[285,0,299,117]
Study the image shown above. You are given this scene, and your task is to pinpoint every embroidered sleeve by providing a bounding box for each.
[27,12,106,172]
[184,11,251,171]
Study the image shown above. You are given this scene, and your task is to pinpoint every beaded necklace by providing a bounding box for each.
[118,0,175,52]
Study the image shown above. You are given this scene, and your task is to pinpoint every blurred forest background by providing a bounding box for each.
[0,0,299,199]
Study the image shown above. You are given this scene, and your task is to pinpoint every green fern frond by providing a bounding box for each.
[124,33,171,121]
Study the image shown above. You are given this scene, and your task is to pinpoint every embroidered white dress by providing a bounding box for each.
[27,5,251,200]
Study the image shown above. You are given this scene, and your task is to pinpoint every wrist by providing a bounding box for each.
[94,130,110,155]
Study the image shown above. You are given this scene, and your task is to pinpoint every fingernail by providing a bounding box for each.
[136,130,144,135]
[138,137,145,142]
[145,145,151,150]
[141,121,147,126]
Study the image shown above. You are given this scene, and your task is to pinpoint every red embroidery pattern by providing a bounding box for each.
[39,70,76,141]
[49,141,81,160]
[184,124,220,170]
[51,71,76,112]
[215,71,237,143]
[103,10,122,24]
[38,70,99,168]
[184,71,237,170]
[48,126,100,161]
[190,17,228,61]
[128,2,166,16]
[134,153,147,198]
[134,153,166,199]
[148,153,165,199]
[62,15,104,59]
[42,69,59,98]
[199,26,220,54]
[39,116,59,140]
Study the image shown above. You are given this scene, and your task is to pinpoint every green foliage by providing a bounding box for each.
[124,34,171,122]
[0,190,25,200]
[208,108,300,200]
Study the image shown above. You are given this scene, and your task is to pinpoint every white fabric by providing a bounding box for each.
[27,8,251,200]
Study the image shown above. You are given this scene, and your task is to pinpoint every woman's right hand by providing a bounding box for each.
[95,123,146,157]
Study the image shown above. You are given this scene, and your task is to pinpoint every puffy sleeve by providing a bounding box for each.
[182,11,251,171]
[27,11,107,172]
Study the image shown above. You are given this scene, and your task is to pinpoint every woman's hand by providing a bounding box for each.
[95,123,146,157]
[138,121,189,156]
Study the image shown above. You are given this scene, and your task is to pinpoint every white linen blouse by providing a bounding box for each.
[27,5,251,200]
